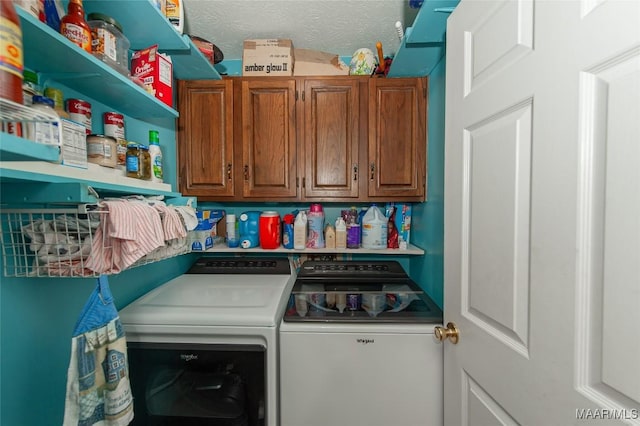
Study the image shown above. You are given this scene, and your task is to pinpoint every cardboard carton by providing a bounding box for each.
[243,39,293,76]
[293,48,349,76]
[131,45,173,107]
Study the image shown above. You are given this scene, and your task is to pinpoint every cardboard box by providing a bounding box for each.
[293,48,349,76]
[131,44,173,107]
[243,39,293,76]
[60,118,87,169]
[189,209,226,251]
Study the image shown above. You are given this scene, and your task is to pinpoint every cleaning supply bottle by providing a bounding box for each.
[282,213,295,249]
[226,214,239,248]
[335,217,347,249]
[148,130,163,183]
[306,203,325,248]
[346,206,360,249]
[293,210,307,250]
[324,223,335,249]
[361,204,388,249]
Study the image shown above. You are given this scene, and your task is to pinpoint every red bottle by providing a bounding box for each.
[60,0,91,53]
[0,1,24,104]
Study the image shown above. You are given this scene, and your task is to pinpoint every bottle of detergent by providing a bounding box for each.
[361,204,388,249]
[306,203,325,248]
[239,211,260,248]
[293,210,307,250]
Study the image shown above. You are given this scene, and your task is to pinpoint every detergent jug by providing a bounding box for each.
[239,211,261,248]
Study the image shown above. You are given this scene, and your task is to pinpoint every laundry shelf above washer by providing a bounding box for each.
[200,244,425,255]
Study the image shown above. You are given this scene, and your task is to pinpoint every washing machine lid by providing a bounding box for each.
[119,273,294,328]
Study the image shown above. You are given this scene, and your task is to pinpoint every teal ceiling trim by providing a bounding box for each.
[387,0,460,78]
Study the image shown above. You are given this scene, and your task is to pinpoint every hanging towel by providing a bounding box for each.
[63,275,134,426]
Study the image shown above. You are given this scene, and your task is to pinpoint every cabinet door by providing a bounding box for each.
[301,77,361,199]
[368,77,427,200]
[240,79,298,199]
[177,79,235,198]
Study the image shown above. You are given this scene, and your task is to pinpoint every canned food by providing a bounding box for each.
[66,98,92,135]
[86,134,118,168]
[104,112,125,139]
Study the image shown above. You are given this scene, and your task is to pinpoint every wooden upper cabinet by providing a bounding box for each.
[300,77,362,200]
[368,77,427,201]
[239,79,298,200]
[177,79,235,198]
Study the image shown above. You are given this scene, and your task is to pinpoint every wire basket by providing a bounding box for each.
[0,205,190,278]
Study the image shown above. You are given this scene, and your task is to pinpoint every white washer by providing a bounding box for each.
[279,261,443,426]
[120,257,295,426]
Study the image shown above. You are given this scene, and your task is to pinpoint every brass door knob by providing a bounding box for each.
[434,322,460,344]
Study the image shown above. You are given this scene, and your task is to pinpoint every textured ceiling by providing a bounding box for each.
[182,0,420,62]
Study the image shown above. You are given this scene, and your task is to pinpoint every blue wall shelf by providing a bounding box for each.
[387,0,459,77]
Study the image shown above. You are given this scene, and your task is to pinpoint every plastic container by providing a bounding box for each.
[361,204,388,249]
[239,211,260,248]
[23,69,40,106]
[88,12,130,76]
[60,0,91,53]
[282,214,295,249]
[259,211,281,249]
[346,206,360,249]
[306,203,325,248]
[148,130,163,183]
[27,95,60,146]
[86,134,117,168]
[293,210,307,250]
[324,224,335,249]
[335,217,347,249]
[226,214,239,248]
[1,1,24,104]
[43,87,69,119]
[165,0,184,33]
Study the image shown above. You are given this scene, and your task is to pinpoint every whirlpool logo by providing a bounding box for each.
[180,354,199,361]
[357,338,375,345]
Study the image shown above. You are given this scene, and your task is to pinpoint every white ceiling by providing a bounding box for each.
[182,0,420,62]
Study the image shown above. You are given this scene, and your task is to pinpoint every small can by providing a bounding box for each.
[66,98,92,135]
[347,293,361,311]
[104,112,125,140]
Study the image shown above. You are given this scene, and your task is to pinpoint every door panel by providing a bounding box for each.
[177,79,234,197]
[302,78,359,198]
[463,101,532,354]
[445,0,640,424]
[241,79,297,199]
[575,47,640,407]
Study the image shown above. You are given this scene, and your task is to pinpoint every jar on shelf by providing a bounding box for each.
[126,143,142,179]
[139,144,151,180]
[86,134,117,168]
[43,87,70,119]
[87,13,130,76]
[22,69,40,106]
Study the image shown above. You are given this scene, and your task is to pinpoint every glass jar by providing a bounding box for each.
[126,143,142,179]
[139,144,151,180]
[87,12,130,76]
[86,134,117,168]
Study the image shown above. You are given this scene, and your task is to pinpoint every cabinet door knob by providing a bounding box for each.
[353,164,358,181]
[243,165,249,181]
[227,163,232,180]
[370,162,375,181]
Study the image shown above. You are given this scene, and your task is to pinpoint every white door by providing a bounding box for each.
[444,0,640,425]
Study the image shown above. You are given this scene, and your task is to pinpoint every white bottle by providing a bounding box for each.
[361,204,388,249]
[226,214,239,248]
[27,95,60,146]
[335,217,347,249]
[293,210,307,250]
[148,130,163,183]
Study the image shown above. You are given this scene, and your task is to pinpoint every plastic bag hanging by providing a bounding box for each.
[63,275,134,426]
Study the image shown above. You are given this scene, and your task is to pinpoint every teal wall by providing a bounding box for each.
[0,58,447,426]
[409,56,446,308]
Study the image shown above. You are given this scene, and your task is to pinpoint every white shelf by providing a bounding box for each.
[199,244,425,255]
